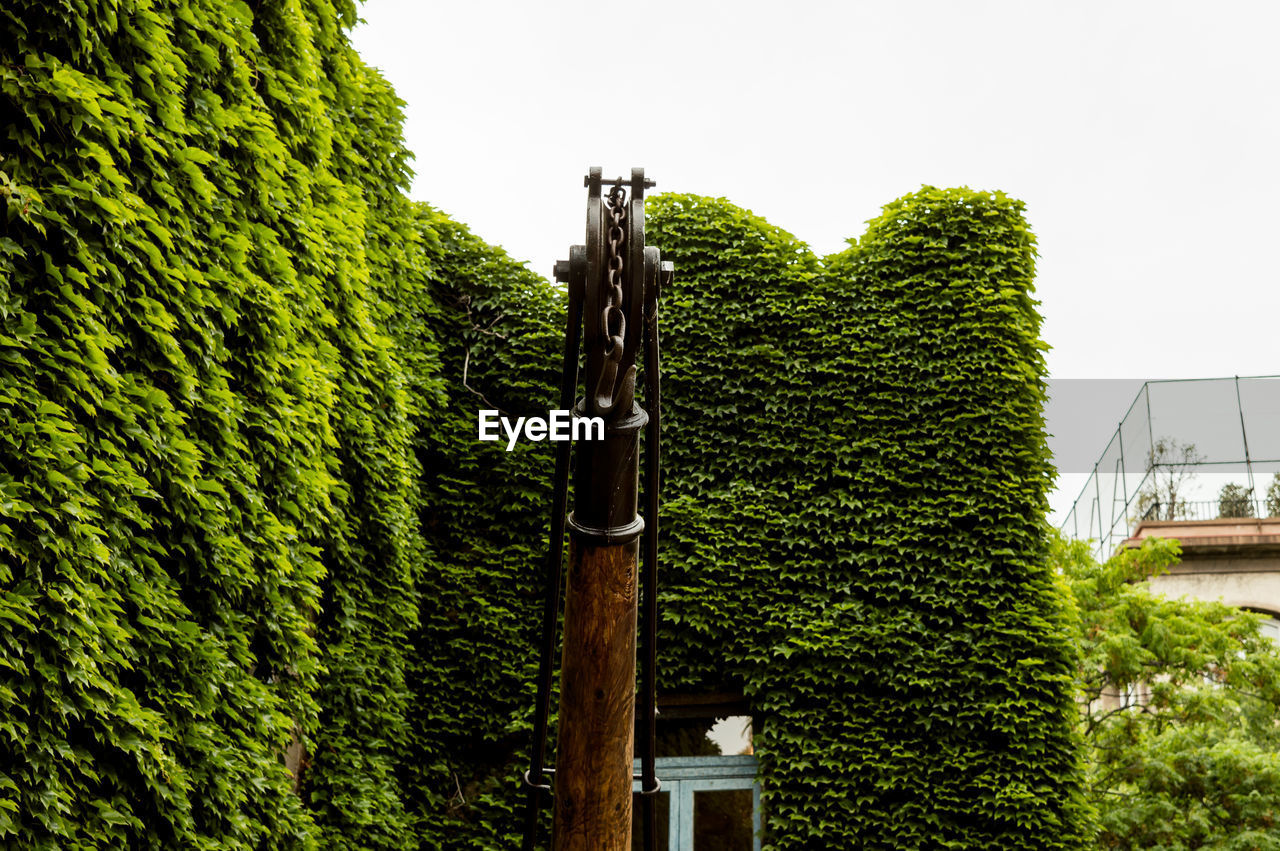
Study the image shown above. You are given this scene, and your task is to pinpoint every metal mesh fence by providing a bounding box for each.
[1060,376,1280,556]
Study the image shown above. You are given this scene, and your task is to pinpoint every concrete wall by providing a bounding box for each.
[1127,518,1280,617]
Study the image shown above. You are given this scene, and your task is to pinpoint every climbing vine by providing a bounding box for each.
[1,1,428,846]
[1,0,1088,845]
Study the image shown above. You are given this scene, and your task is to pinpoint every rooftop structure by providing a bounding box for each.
[1061,376,1280,557]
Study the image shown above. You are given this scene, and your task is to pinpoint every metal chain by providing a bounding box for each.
[601,185,627,388]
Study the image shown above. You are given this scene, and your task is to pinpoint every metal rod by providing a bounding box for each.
[521,283,583,850]
[1117,423,1129,522]
[1234,376,1258,516]
[586,174,657,189]
[1144,381,1156,523]
[1093,462,1104,547]
[638,258,667,850]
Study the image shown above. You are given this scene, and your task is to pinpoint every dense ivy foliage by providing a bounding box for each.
[647,190,1091,848]
[0,1,429,846]
[3,0,1088,845]
[397,192,1090,847]
[392,206,563,846]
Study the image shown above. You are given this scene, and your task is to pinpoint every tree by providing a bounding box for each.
[1218,482,1256,518]
[1266,473,1280,517]
[1055,533,1280,848]
[1134,438,1205,521]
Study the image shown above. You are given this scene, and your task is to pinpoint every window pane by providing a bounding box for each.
[707,716,752,755]
[654,718,720,757]
[630,791,669,850]
[694,789,753,850]
[652,715,753,757]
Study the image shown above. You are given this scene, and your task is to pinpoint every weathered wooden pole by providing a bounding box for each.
[521,167,669,851]
[554,404,646,849]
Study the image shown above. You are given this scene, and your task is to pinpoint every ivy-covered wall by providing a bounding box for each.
[391,206,564,845]
[2,0,1087,847]
[398,191,1090,848]
[645,191,1089,848]
[0,1,431,846]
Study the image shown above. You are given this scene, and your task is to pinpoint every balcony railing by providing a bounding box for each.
[1137,498,1270,523]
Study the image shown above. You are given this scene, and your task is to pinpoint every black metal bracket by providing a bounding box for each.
[586,173,657,189]
[522,767,663,795]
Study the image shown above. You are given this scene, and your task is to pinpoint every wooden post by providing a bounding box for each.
[553,401,646,850]
[552,539,638,850]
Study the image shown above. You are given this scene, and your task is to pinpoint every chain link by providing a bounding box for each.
[602,184,627,374]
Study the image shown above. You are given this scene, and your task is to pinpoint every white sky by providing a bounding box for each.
[350,1,1280,523]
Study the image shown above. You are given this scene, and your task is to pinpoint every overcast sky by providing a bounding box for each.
[350,1,1280,522]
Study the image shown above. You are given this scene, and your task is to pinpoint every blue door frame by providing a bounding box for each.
[632,755,761,850]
